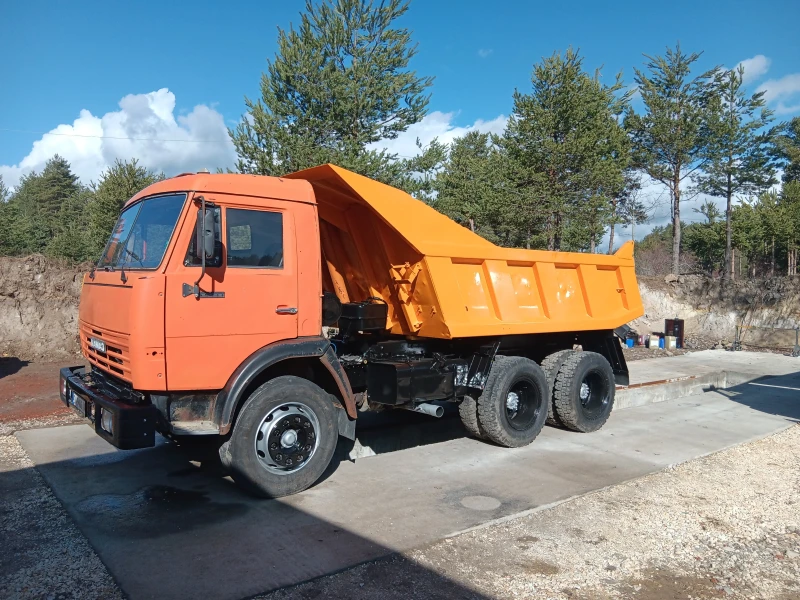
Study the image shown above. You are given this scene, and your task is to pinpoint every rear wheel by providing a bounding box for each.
[552,351,615,432]
[227,376,338,498]
[476,356,549,448]
[540,349,576,426]
[458,395,484,439]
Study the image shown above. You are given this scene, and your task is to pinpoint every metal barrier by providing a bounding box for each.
[733,324,800,357]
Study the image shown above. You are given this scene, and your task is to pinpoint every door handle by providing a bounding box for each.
[276,307,298,315]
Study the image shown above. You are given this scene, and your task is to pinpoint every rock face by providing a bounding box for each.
[632,275,800,349]
[0,255,88,361]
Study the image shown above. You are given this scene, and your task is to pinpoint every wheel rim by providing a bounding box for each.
[254,402,320,475]
[504,379,542,431]
[580,370,609,418]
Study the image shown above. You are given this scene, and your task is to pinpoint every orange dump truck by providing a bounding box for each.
[60,164,643,497]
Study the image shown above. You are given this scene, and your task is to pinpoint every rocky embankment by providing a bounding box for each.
[0,256,86,361]
[633,275,800,352]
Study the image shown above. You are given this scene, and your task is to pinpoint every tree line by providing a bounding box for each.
[2,0,800,283]
[0,158,163,262]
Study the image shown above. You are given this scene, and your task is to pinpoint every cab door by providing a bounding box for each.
[165,195,299,390]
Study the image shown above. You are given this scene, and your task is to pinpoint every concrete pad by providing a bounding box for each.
[625,349,800,385]
[15,371,800,600]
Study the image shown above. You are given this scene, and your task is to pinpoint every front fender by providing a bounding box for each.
[215,336,356,435]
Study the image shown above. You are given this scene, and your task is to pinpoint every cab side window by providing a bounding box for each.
[226,208,284,268]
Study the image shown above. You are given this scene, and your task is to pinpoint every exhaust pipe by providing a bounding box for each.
[403,402,444,418]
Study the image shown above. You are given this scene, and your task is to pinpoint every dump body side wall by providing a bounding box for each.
[286,165,643,340]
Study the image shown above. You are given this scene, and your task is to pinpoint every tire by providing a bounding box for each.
[540,349,576,426]
[553,351,615,433]
[227,376,338,498]
[476,356,549,448]
[458,394,484,439]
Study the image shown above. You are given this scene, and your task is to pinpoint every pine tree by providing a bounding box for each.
[433,132,511,243]
[2,156,81,254]
[401,137,447,204]
[0,175,12,254]
[608,171,643,252]
[503,48,630,252]
[774,117,800,184]
[46,189,93,261]
[626,44,719,274]
[86,159,164,258]
[230,0,432,185]
[683,201,725,274]
[696,66,776,283]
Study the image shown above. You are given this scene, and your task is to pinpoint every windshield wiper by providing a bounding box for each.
[123,247,145,268]
[117,248,144,284]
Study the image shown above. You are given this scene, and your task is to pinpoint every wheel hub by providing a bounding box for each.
[280,429,298,448]
[506,391,520,412]
[255,403,319,475]
[504,379,542,431]
[579,382,590,402]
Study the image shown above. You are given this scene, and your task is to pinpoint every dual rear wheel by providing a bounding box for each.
[459,351,615,447]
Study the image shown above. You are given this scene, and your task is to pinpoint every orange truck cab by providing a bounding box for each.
[60,165,643,497]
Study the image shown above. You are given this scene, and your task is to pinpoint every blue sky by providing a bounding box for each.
[2,0,799,237]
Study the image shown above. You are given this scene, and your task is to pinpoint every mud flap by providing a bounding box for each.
[336,405,356,440]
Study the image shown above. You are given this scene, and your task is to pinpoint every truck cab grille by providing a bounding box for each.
[80,322,132,383]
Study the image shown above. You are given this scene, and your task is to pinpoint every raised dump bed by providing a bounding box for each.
[287,164,643,339]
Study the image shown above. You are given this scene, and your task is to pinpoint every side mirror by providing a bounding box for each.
[195,207,218,262]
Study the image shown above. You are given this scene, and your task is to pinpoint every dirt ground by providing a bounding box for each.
[0,358,80,431]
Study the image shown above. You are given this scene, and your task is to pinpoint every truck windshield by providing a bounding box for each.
[97,193,186,270]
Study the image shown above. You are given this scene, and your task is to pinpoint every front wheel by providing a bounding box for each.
[227,376,338,498]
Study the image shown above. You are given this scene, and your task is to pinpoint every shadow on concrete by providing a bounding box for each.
[0,357,28,379]
[704,371,800,423]
[2,436,491,600]
[336,403,472,459]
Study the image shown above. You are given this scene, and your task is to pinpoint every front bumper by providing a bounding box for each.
[59,366,157,450]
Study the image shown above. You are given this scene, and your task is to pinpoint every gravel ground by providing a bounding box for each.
[0,433,122,600]
[261,425,800,600]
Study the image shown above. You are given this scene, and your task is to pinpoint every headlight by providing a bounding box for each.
[60,377,67,400]
[101,409,114,435]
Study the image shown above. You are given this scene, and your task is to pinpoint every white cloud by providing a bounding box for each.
[372,111,507,158]
[756,73,800,115]
[0,89,236,189]
[735,54,771,84]
[478,48,493,58]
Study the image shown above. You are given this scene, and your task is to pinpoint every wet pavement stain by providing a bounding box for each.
[75,485,248,538]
